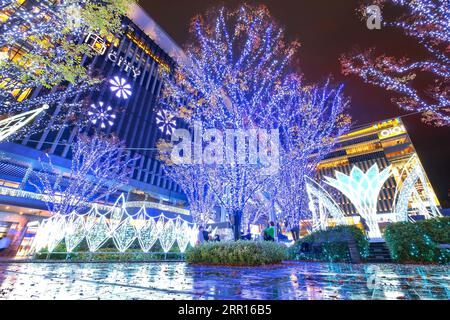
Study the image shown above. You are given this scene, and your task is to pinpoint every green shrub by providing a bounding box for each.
[185,241,288,266]
[288,225,370,263]
[384,217,450,264]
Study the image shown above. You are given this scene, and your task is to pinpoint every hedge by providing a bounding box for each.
[288,225,370,263]
[185,241,288,266]
[384,217,450,264]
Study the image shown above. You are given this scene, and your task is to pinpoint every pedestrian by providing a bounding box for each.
[0,236,11,252]
[197,226,205,245]
[263,222,276,241]
[291,224,300,242]
[202,227,210,242]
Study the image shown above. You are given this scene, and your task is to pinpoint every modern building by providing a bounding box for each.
[0,3,191,256]
[313,117,441,229]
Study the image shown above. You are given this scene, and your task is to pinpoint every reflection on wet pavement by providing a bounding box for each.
[0,262,448,300]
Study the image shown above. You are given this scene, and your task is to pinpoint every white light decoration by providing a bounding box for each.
[155,109,176,135]
[64,214,85,253]
[29,194,195,255]
[88,102,116,129]
[138,218,161,253]
[46,215,66,253]
[393,155,442,222]
[86,215,110,252]
[324,164,392,239]
[109,76,132,99]
[305,176,347,232]
[175,218,191,253]
[159,219,176,253]
[112,217,138,253]
[0,104,49,142]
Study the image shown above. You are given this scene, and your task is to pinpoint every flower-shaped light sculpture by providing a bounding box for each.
[109,76,132,99]
[324,164,391,239]
[88,102,116,129]
[156,109,177,135]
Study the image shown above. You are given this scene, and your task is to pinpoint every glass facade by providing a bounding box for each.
[0,2,188,257]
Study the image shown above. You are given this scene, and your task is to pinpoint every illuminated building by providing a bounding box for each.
[0,3,191,257]
[314,117,441,230]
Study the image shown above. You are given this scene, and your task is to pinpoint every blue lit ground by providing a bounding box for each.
[0,262,448,300]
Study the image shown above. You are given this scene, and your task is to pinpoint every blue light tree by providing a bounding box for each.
[158,4,350,238]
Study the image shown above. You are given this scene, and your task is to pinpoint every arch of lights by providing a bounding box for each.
[323,164,392,239]
[393,155,442,222]
[305,176,347,232]
[31,195,198,254]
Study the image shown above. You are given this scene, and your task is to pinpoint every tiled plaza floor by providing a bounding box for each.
[0,262,448,300]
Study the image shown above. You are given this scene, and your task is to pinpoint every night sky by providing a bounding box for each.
[142,0,450,204]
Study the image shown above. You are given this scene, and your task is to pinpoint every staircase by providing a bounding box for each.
[367,242,392,263]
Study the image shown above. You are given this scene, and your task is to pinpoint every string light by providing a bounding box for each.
[158,4,350,234]
[341,0,450,126]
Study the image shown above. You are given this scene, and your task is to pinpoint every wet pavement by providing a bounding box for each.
[0,262,448,300]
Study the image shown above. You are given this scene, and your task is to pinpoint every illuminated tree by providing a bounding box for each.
[158,5,350,239]
[158,140,217,225]
[341,0,449,126]
[0,0,135,138]
[32,133,139,216]
[268,79,350,230]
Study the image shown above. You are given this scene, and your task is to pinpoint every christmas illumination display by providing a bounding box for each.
[341,0,449,126]
[31,134,138,217]
[0,0,133,136]
[88,102,116,129]
[30,195,197,255]
[158,4,350,238]
[305,176,347,232]
[155,109,177,135]
[393,155,442,221]
[324,164,392,239]
[158,141,217,225]
[0,104,48,142]
[109,76,132,99]
[268,80,351,229]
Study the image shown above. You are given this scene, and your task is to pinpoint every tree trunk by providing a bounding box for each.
[233,209,242,241]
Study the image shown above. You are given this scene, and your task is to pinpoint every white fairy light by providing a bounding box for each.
[393,156,442,221]
[159,219,176,253]
[31,195,195,255]
[64,214,85,253]
[305,176,347,232]
[112,217,138,253]
[176,218,191,253]
[109,76,132,99]
[138,217,160,253]
[86,215,110,252]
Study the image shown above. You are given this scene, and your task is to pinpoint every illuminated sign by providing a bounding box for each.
[379,125,406,139]
[84,33,142,78]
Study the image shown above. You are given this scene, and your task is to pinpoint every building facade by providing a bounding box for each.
[0,2,190,256]
[315,117,441,226]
